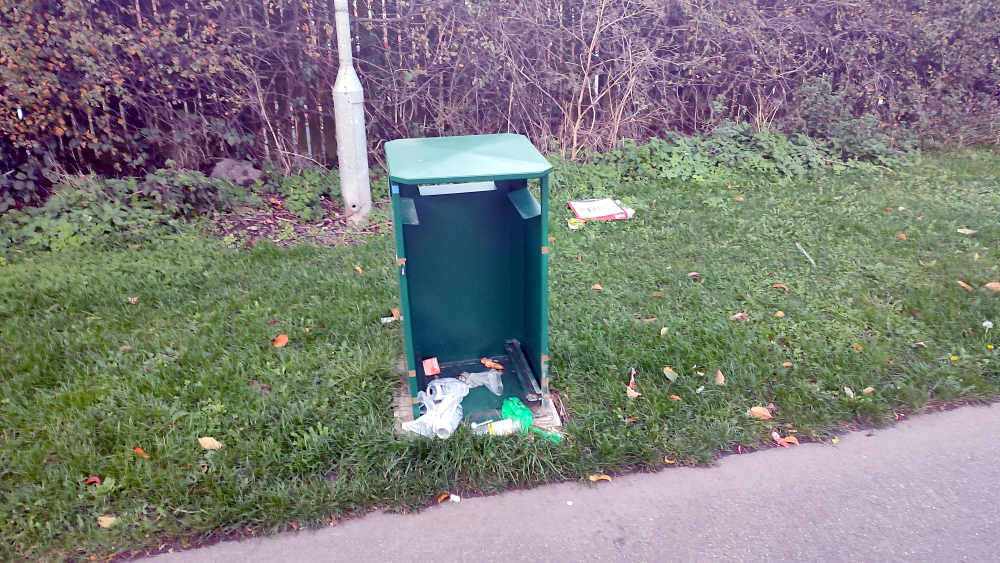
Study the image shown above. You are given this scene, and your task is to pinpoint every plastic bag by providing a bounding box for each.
[402,378,469,439]
[459,369,504,396]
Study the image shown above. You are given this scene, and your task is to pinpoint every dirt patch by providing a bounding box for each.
[207,194,391,248]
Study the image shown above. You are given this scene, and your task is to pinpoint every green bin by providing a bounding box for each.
[385,134,553,421]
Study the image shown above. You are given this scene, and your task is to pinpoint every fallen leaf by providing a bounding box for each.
[84,476,101,485]
[727,183,734,189]
[623,416,638,424]
[984,282,1000,292]
[844,386,855,400]
[588,474,612,483]
[437,493,450,504]
[781,361,793,367]
[481,357,504,370]
[695,386,705,394]
[391,308,401,320]
[696,371,705,376]
[659,327,669,338]
[548,236,555,243]
[957,228,977,235]
[669,394,682,401]
[768,403,778,413]
[772,283,788,291]
[198,437,223,450]
[729,312,750,322]
[853,343,864,352]
[917,215,925,220]
[897,206,906,212]
[862,386,875,395]
[663,456,676,464]
[625,386,641,399]
[126,296,138,305]
[267,319,280,325]
[133,446,150,458]
[591,284,603,291]
[662,366,678,382]
[957,280,974,292]
[353,265,363,275]
[973,253,980,261]
[650,291,664,297]
[273,333,289,347]
[627,367,638,389]
[97,516,117,529]
[774,310,785,318]
[734,194,745,201]
[118,345,131,352]
[641,317,657,323]
[771,431,798,447]
[687,272,700,279]
[831,437,840,444]
[913,341,927,348]
[748,406,772,419]
[714,369,725,385]
[896,233,907,241]
[577,253,583,262]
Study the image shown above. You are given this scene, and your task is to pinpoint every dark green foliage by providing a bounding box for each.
[265,168,341,222]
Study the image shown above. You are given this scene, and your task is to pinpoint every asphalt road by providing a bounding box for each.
[154,405,1000,562]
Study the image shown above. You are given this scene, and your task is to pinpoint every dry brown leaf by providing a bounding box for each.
[663,456,677,464]
[437,493,450,504]
[734,194,745,201]
[973,253,981,261]
[853,343,864,352]
[956,228,977,235]
[391,308,401,320]
[481,358,504,370]
[273,333,289,347]
[687,272,700,279]
[727,183,734,190]
[729,312,750,322]
[97,516,117,529]
[772,283,788,291]
[126,296,138,305]
[957,280,974,292]
[749,406,773,419]
[896,233,907,241]
[662,366,678,381]
[667,395,681,402]
[625,386,641,399]
[772,431,798,447]
[589,474,612,483]
[577,253,583,263]
[781,361,793,367]
[863,386,875,395]
[650,291,664,297]
[913,341,927,348]
[984,282,1000,292]
[133,446,150,458]
[641,317,658,323]
[696,370,705,376]
[591,284,603,291]
[198,437,223,450]
[774,311,785,318]
[714,369,725,385]
[353,265,363,276]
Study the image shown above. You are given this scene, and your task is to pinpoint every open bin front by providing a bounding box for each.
[386,134,552,421]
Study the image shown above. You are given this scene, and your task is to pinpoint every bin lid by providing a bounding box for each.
[385,133,552,184]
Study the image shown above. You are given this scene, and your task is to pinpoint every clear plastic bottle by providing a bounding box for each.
[472,418,521,436]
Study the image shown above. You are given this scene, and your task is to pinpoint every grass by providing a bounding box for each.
[1,150,998,559]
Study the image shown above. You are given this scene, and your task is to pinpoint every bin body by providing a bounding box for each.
[386,134,552,420]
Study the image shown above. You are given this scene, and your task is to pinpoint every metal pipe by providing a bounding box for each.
[332,0,372,222]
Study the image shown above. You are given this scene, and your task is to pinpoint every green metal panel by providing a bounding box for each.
[385,134,553,184]
[387,135,551,418]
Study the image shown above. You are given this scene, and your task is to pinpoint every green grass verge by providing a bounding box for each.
[1,151,998,559]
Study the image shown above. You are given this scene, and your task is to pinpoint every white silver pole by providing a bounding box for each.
[333,0,372,223]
